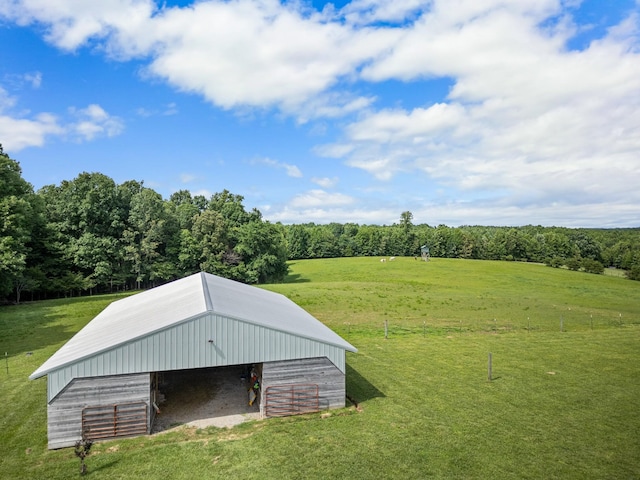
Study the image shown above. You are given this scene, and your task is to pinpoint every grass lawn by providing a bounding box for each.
[1,258,639,479]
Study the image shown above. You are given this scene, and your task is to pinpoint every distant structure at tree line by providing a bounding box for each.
[421,245,430,262]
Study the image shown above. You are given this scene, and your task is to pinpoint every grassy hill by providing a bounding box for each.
[1,258,639,479]
[268,257,639,334]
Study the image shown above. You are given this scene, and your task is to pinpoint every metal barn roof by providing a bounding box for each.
[30,272,356,381]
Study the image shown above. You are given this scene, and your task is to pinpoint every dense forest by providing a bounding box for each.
[1,146,639,303]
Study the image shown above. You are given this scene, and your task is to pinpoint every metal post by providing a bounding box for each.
[384,320,388,339]
[488,353,492,381]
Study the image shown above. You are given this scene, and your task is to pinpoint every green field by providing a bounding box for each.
[1,258,639,479]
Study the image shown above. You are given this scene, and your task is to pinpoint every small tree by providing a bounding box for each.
[74,429,93,476]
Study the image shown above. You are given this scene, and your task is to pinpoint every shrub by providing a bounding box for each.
[581,258,604,275]
[545,257,563,268]
[627,265,640,281]
[566,257,582,271]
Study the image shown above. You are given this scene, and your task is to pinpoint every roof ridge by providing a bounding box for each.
[200,271,214,311]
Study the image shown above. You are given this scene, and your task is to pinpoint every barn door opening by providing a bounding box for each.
[152,364,261,431]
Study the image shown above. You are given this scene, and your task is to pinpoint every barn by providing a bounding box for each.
[30,272,357,449]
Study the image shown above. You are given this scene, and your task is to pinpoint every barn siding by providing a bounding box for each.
[47,373,150,449]
[260,357,346,416]
[46,314,346,403]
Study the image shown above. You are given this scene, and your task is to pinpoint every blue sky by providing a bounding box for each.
[1,0,639,227]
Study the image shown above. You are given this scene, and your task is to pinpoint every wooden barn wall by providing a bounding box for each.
[47,373,150,450]
[260,357,346,416]
[46,314,347,403]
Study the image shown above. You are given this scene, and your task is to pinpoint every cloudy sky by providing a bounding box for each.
[1,0,639,227]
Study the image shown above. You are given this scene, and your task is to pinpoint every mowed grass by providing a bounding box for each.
[0,258,639,479]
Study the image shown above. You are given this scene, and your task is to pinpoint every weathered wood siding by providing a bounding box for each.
[47,373,151,449]
[260,357,345,417]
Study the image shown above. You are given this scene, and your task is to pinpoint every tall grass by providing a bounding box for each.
[1,258,639,479]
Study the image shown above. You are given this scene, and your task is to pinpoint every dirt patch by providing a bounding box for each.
[152,365,261,433]
[217,432,255,442]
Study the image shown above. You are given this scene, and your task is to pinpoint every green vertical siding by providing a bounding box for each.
[47,313,346,403]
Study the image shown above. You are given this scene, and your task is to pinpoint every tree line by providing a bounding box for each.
[283,217,640,277]
[1,146,288,302]
[1,147,639,303]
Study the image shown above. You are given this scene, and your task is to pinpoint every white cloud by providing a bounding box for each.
[190,189,213,199]
[0,112,63,151]
[266,204,397,225]
[142,1,399,114]
[0,86,63,151]
[311,176,339,188]
[3,71,44,90]
[340,0,428,25]
[285,165,303,178]
[295,93,377,123]
[0,0,397,117]
[0,88,123,150]
[346,103,464,143]
[265,194,640,228]
[408,198,640,229]
[1,0,156,52]
[180,173,197,183]
[0,87,16,111]
[325,2,640,218]
[289,189,354,208]
[135,107,153,117]
[24,71,42,88]
[163,102,178,116]
[69,104,124,141]
[254,157,303,178]
[136,102,178,117]
[314,142,355,158]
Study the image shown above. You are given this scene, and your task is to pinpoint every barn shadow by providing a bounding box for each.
[345,363,385,405]
[152,365,259,432]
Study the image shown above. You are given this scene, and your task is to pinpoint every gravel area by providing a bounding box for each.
[152,365,261,432]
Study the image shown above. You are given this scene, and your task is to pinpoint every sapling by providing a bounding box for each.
[74,429,93,476]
